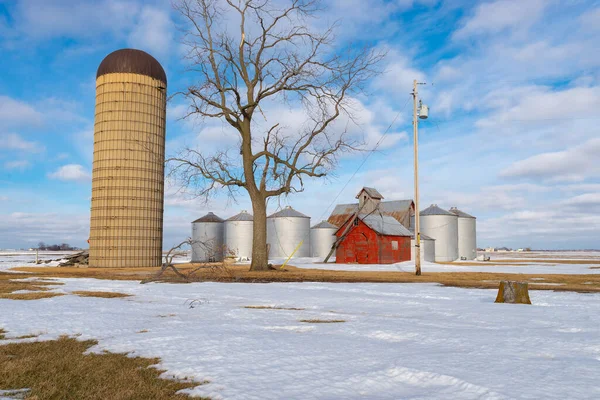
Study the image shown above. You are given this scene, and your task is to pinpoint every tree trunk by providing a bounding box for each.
[250,197,269,271]
[495,281,532,304]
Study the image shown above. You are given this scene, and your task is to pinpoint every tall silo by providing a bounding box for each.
[310,221,338,259]
[449,207,477,260]
[89,48,167,268]
[419,204,458,262]
[191,212,225,262]
[267,206,311,258]
[224,210,253,260]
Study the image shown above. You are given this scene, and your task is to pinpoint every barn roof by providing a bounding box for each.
[359,213,412,237]
[420,204,455,217]
[311,220,338,229]
[226,210,253,221]
[268,206,310,219]
[449,207,476,219]
[193,212,224,223]
[328,199,414,228]
[356,187,383,200]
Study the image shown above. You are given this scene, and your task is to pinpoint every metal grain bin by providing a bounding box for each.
[89,49,167,268]
[411,232,436,263]
[419,204,458,262]
[310,221,338,259]
[267,206,311,258]
[449,207,477,260]
[191,212,225,262]
[224,210,253,260]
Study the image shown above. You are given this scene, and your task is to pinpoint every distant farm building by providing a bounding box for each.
[334,212,412,264]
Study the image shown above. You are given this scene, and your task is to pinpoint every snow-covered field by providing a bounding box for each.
[1,251,600,399]
[1,279,599,399]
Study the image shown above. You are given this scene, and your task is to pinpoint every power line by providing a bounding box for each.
[316,96,413,223]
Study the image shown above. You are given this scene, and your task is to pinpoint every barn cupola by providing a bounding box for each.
[356,187,383,214]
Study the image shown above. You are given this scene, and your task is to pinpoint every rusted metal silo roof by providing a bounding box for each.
[449,207,476,219]
[420,204,455,217]
[97,48,167,84]
[311,220,338,229]
[268,206,310,219]
[193,212,224,223]
[226,210,254,221]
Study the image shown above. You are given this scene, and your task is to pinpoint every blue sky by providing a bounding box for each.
[1,0,600,250]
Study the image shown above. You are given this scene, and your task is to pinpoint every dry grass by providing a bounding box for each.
[0,329,5,340]
[0,272,63,297]
[243,306,305,310]
[0,336,207,400]
[72,291,131,299]
[299,319,346,324]
[8,263,600,293]
[0,292,64,300]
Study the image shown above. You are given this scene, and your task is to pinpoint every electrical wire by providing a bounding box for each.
[316,96,413,223]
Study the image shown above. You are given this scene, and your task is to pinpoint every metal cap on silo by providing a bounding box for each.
[449,207,476,219]
[311,220,338,229]
[193,212,224,223]
[227,210,254,221]
[268,206,310,219]
[97,48,167,84]
[420,204,455,216]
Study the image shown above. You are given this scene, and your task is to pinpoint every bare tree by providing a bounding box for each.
[170,0,385,271]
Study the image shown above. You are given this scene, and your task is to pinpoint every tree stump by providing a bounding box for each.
[495,281,532,304]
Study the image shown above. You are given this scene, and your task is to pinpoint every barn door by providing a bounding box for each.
[355,233,370,264]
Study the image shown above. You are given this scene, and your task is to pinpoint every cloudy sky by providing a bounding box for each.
[1,0,599,250]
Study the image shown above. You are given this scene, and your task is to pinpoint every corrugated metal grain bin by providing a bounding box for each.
[410,232,436,263]
[449,207,477,260]
[267,206,310,258]
[192,212,225,262]
[419,204,458,262]
[89,48,167,268]
[224,210,253,260]
[310,221,338,259]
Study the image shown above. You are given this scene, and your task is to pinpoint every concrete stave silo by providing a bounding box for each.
[89,48,167,268]
[267,206,311,258]
[310,221,338,259]
[449,207,477,260]
[192,212,225,262]
[419,204,458,262]
[224,210,253,260]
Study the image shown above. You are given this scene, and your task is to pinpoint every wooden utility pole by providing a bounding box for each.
[413,79,422,276]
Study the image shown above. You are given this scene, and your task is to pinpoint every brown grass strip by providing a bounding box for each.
[0,292,64,300]
[71,291,131,299]
[9,264,600,293]
[0,329,5,340]
[299,319,346,324]
[0,336,207,400]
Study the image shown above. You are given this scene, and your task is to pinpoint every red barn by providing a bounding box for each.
[335,212,412,264]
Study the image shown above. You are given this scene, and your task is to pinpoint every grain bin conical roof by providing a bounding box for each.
[227,210,254,221]
[449,207,476,219]
[97,48,167,84]
[420,204,455,216]
[311,220,338,229]
[193,212,224,223]
[268,206,310,219]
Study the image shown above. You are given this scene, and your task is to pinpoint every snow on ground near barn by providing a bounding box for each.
[2,278,600,399]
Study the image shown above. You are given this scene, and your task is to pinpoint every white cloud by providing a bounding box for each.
[580,7,600,31]
[0,211,90,247]
[454,0,547,39]
[0,133,44,153]
[127,6,174,59]
[500,138,600,182]
[0,95,43,128]
[4,160,31,170]
[48,164,91,182]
